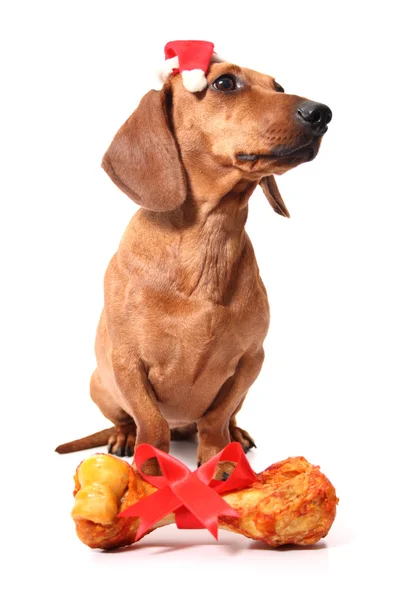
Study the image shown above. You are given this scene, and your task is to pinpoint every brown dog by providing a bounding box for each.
[56,61,331,468]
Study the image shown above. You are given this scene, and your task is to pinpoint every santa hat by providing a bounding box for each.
[159,40,223,92]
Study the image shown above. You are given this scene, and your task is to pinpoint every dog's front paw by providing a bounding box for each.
[197,453,236,481]
[213,460,236,481]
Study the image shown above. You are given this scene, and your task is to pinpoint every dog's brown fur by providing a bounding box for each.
[56,62,328,467]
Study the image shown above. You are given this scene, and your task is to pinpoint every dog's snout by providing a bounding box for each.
[297,101,332,135]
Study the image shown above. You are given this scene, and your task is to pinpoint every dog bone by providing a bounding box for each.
[72,455,130,525]
[72,454,337,549]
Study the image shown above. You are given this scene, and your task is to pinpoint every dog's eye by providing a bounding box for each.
[212,75,237,92]
[274,82,285,93]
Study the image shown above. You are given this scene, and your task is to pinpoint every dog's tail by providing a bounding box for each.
[55,427,116,454]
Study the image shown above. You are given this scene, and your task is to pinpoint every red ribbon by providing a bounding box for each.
[118,442,256,541]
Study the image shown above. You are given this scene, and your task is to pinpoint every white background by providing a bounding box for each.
[1,1,399,598]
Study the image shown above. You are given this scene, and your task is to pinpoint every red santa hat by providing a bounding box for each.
[159,40,223,92]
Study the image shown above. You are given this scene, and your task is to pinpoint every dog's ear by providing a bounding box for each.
[102,87,186,211]
[259,176,290,218]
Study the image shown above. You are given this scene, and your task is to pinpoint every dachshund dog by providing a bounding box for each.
[56,60,331,470]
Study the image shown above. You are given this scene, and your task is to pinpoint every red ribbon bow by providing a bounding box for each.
[118,442,256,541]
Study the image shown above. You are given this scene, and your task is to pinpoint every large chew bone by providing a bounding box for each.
[72,454,338,549]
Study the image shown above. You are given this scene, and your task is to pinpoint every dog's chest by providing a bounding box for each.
[142,285,269,419]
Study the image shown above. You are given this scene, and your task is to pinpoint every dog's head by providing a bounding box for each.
[102,62,331,217]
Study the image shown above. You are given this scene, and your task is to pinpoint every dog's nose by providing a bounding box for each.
[297,101,332,135]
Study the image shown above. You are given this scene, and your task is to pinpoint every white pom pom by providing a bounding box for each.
[181,69,208,92]
[158,56,179,83]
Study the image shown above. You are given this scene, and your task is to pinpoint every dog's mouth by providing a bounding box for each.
[236,139,320,164]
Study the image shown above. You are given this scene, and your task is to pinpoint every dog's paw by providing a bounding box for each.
[107,425,136,458]
[213,460,236,481]
[229,425,256,453]
[140,457,163,476]
[196,456,236,481]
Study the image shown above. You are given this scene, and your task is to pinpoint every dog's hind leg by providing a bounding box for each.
[229,420,256,453]
[90,369,137,457]
[229,395,256,453]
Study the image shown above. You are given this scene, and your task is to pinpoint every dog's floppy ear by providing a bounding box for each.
[102,87,186,211]
[259,176,290,218]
